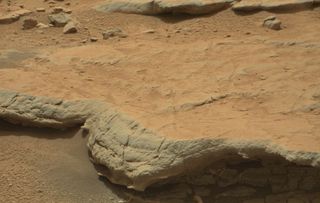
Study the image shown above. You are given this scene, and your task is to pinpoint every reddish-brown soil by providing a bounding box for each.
[1,0,320,202]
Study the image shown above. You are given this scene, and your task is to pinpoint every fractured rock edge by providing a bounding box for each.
[0,90,319,191]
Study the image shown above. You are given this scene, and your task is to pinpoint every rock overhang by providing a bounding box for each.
[0,90,319,192]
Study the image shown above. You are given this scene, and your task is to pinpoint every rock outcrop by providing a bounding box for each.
[95,0,320,15]
[0,9,32,24]
[232,0,318,12]
[0,90,319,192]
[95,0,235,15]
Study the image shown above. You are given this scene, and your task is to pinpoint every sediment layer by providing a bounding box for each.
[0,90,319,191]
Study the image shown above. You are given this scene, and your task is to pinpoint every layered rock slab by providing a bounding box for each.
[232,0,319,11]
[95,0,235,15]
[95,0,320,15]
[0,90,320,191]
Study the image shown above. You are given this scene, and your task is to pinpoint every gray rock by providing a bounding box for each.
[232,0,314,11]
[95,0,235,15]
[48,12,71,27]
[263,16,282,30]
[102,28,127,39]
[22,18,38,30]
[0,9,32,24]
[0,90,320,192]
[63,21,77,34]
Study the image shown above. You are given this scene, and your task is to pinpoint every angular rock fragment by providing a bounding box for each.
[63,21,77,34]
[96,0,235,15]
[22,18,38,30]
[263,16,282,30]
[48,12,71,27]
[102,28,127,39]
[0,9,32,24]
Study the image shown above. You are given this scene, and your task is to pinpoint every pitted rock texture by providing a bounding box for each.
[1,90,320,191]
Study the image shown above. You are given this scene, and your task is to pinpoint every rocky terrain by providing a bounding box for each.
[1,0,320,203]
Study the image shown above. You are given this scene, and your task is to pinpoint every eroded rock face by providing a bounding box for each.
[121,157,320,202]
[0,9,32,24]
[95,0,320,15]
[95,0,235,15]
[0,90,320,193]
[263,16,282,30]
[48,13,71,27]
[232,0,316,12]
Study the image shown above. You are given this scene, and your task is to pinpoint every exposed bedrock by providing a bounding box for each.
[0,90,320,193]
[95,0,320,15]
[95,0,235,15]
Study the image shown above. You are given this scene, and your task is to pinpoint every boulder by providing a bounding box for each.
[48,12,71,27]
[0,9,32,24]
[232,0,314,12]
[263,16,282,30]
[95,0,236,15]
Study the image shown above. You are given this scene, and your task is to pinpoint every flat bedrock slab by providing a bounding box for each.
[95,0,320,15]
[0,90,319,191]
[0,9,32,24]
[232,0,319,11]
[95,0,236,15]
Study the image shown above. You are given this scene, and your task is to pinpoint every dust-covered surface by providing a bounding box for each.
[1,0,320,202]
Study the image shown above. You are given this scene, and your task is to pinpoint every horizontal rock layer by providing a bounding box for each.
[0,90,319,191]
[95,0,320,15]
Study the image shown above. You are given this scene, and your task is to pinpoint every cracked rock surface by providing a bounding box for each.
[1,90,319,192]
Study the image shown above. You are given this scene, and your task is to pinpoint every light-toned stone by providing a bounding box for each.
[63,21,77,34]
[96,0,236,15]
[0,9,32,24]
[48,12,71,27]
[232,0,314,11]
[263,16,282,30]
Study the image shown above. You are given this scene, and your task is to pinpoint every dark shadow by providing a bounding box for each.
[157,12,208,24]
[154,6,230,24]
[0,119,81,139]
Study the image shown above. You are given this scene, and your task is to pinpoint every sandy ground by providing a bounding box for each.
[0,121,129,203]
[1,0,320,202]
